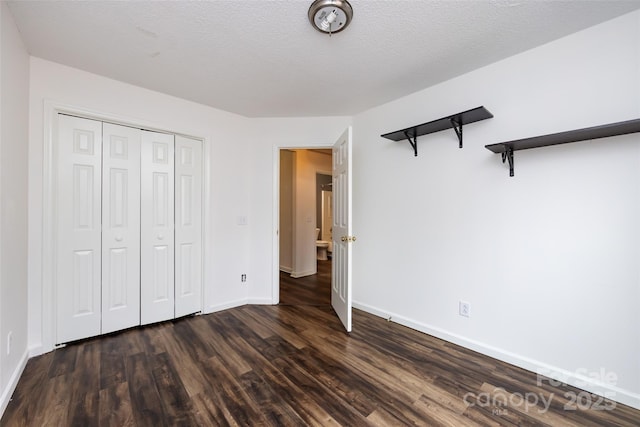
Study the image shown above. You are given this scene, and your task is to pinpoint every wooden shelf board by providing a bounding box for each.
[486,119,640,153]
[381,106,493,142]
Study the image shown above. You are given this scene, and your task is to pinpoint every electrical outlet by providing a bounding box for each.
[459,301,470,318]
[7,331,12,355]
[241,274,247,283]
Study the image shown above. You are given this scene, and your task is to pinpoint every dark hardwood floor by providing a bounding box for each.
[3,260,640,426]
[279,259,331,306]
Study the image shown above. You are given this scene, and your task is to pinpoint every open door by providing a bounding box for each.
[332,127,353,332]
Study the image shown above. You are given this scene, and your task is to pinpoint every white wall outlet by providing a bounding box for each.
[241,274,247,283]
[459,301,471,318]
[7,331,12,355]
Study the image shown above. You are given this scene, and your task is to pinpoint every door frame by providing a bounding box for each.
[39,101,209,354]
[271,145,334,304]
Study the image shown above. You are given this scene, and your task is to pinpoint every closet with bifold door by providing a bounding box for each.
[56,114,202,344]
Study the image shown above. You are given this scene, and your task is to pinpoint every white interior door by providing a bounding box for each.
[332,127,353,332]
[174,135,203,317]
[101,123,141,334]
[56,115,103,343]
[140,131,175,325]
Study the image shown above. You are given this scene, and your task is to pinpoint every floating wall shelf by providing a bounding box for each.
[485,118,640,177]
[381,106,493,156]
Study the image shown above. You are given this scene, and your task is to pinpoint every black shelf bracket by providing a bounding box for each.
[381,106,493,156]
[501,147,514,177]
[403,130,418,157]
[451,117,463,148]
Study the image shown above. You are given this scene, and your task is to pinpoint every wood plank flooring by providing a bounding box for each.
[3,261,640,426]
[279,260,331,306]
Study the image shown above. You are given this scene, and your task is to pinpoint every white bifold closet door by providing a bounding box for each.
[57,115,203,344]
[101,123,141,334]
[56,115,104,343]
[140,131,175,325]
[139,133,203,323]
[174,135,203,317]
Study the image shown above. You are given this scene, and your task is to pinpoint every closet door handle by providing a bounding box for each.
[158,234,164,240]
[115,235,123,242]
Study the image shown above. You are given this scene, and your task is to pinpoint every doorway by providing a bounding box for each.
[278,149,332,306]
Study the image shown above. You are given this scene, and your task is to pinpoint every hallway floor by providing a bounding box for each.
[279,259,331,306]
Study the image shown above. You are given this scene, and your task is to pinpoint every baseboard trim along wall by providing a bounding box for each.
[28,344,46,358]
[247,298,273,305]
[290,269,316,279]
[205,299,248,315]
[353,301,640,410]
[0,350,29,417]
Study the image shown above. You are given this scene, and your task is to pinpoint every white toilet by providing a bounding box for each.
[316,228,330,260]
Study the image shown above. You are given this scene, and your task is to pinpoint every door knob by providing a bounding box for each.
[158,234,164,240]
[115,235,123,242]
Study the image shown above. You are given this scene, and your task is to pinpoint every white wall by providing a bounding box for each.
[245,117,351,304]
[28,58,252,353]
[0,1,30,414]
[352,10,640,408]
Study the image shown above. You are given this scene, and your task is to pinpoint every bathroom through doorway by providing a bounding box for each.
[278,149,333,306]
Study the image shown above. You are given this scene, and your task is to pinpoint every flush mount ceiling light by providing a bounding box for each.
[308,0,353,35]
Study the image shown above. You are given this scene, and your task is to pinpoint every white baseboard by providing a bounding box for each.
[205,299,247,314]
[247,298,274,305]
[291,269,316,278]
[0,349,29,418]
[352,301,640,410]
[279,266,292,274]
[28,343,46,358]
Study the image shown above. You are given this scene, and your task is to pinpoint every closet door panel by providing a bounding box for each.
[101,123,141,334]
[56,115,103,344]
[175,136,203,317]
[141,131,175,325]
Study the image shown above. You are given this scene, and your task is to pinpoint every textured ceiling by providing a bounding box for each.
[7,0,640,117]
